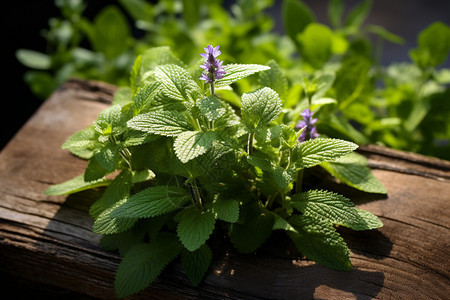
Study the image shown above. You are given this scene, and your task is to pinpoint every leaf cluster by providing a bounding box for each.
[46,46,386,298]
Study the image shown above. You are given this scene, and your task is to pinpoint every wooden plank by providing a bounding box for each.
[1,79,449,299]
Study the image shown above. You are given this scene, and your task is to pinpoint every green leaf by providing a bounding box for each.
[93,144,119,172]
[229,204,274,253]
[141,46,184,73]
[62,126,102,159]
[367,25,404,45]
[344,0,372,29]
[211,198,240,223]
[115,233,182,298]
[327,0,344,28]
[174,131,217,163]
[282,0,315,44]
[127,110,191,137]
[293,138,358,169]
[111,186,191,219]
[259,60,288,100]
[287,215,351,271]
[16,49,51,69]
[197,95,226,121]
[297,23,334,68]
[176,207,216,251]
[132,82,161,112]
[348,209,383,231]
[321,152,387,194]
[84,155,110,182]
[291,190,360,225]
[181,244,212,286]
[290,190,382,230]
[241,87,282,130]
[93,105,122,136]
[409,21,450,69]
[154,64,202,102]
[215,64,271,88]
[84,5,131,59]
[93,199,138,235]
[44,174,110,196]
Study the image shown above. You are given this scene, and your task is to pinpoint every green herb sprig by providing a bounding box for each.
[46,45,386,298]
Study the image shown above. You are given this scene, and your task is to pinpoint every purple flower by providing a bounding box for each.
[296,108,319,142]
[199,45,226,84]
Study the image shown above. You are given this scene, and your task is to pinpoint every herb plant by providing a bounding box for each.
[46,45,386,298]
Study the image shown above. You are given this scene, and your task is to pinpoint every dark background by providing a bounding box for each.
[3,0,450,150]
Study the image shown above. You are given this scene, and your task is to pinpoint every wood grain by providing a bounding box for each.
[1,79,449,299]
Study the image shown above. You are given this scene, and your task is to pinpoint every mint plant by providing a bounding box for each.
[46,45,386,298]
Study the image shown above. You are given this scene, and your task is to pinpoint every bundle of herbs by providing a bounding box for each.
[46,45,386,298]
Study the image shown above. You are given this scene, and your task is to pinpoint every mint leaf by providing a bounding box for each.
[115,233,182,298]
[211,197,240,223]
[259,60,288,99]
[291,190,383,230]
[44,174,110,196]
[176,207,216,251]
[174,131,217,163]
[62,126,102,159]
[154,64,202,102]
[93,199,138,234]
[215,64,270,88]
[288,215,351,271]
[229,204,274,253]
[111,186,191,219]
[127,110,191,137]
[181,244,212,286]
[291,190,360,225]
[241,87,282,130]
[282,0,315,44]
[293,138,358,169]
[321,152,387,194]
[197,95,226,121]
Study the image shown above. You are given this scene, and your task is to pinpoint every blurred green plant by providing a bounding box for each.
[16,0,450,159]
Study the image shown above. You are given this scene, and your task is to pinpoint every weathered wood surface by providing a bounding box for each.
[1,79,449,299]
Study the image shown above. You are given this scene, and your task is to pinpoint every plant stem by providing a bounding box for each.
[247,132,254,155]
[210,82,215,95]
[191,179,203,209]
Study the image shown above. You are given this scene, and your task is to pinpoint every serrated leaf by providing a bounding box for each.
[348,209,383,230]
[93,105,122,135]
[44,174,110,196]
[197,95,226,121]
[176,207,216,251]
[174,131,217,163]
[111,186,191,219]
[294,138,358,169]
[115,233,182,298]
[322,152,387,194]
[181,244,212,286]
[62,126,102,159]
[241,87,282,130]
[288,215,351,271]
[93,198,138,234]
[127,110,191,137]
[291,190,382,231]
[291,190,360,226]
[259,60,288,99]
[215,64,270,88]
[93,144,119,171]
[132,81,161,112]
[211,198,240,223]
[84,155,110,182]
[154,64,202,102]
[229,204,274,253]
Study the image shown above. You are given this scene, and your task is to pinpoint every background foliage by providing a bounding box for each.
[9,0,450,160]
